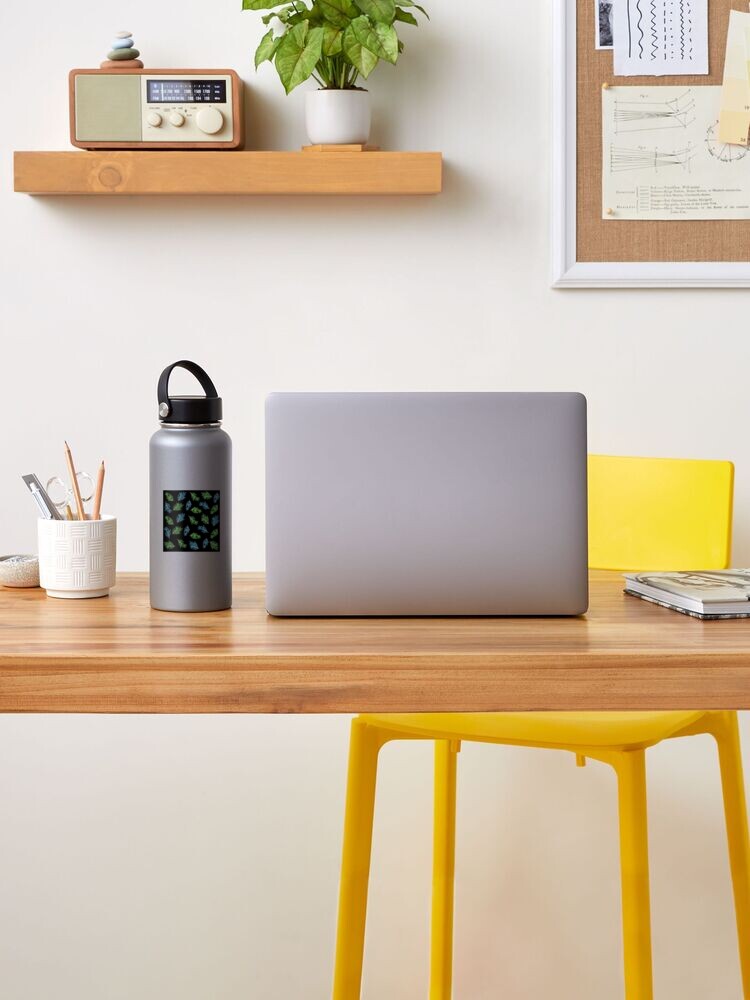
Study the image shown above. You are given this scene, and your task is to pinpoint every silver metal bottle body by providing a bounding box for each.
[149,424,232,611]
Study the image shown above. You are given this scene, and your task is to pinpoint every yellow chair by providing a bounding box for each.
[332,455,748,1000]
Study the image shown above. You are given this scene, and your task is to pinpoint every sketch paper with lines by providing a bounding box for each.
[613,0,708,75]
[718,9,750,145]
[602,87,750,219]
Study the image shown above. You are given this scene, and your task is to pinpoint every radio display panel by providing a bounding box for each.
[147,80,227,104]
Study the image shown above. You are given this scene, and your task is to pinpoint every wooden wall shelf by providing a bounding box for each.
[13,149,442,196]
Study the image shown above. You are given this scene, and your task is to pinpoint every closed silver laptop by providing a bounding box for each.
[265,392,588,616]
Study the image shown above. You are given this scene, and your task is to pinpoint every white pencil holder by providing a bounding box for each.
[37,516,117,599]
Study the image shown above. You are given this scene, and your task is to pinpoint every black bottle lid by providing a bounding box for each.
[157,360,223,424]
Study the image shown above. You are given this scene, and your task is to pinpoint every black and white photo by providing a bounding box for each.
[596,0,613,48]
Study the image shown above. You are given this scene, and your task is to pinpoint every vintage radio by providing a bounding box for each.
[69,69,244,150]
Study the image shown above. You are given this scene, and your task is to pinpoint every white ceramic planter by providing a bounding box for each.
[305,89,371,145]
[38,515,117,599]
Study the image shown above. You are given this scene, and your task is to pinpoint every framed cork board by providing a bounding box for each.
[552,0,750,287]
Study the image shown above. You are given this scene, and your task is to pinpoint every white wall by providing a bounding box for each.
[1,2,748,998]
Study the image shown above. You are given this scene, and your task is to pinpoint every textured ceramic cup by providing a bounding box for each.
[37,516,117,599]
[305,89,371,145]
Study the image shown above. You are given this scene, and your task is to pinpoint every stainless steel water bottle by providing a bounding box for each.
[149,360,232,611]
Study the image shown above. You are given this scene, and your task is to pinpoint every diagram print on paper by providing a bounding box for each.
[610,142,695,173]
[705,121,748,163]
[613,90,695,133]
[602,86,750,220]
[614,0,708,75]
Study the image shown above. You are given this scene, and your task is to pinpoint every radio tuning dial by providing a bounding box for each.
[196,107,224,135]
[168,111,185,127]
[147,111,163,127]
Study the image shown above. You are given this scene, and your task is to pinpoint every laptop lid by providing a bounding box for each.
[265,392,588,616]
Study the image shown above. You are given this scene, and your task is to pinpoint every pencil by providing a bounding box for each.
[64,440,86,521]
[92,461,105,521]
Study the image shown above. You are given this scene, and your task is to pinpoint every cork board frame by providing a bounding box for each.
[552,0,750,287]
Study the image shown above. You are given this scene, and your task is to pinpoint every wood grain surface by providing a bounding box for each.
[1,573,750,713]
[13,151,443,196]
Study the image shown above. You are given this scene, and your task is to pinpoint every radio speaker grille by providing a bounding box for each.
[75,75,141,142]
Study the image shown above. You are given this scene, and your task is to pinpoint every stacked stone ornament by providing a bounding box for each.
[100,31,143,69]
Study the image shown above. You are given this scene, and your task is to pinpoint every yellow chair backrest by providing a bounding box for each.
[588,455,734,572]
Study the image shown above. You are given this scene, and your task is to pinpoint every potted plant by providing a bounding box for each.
[242,0,428,145]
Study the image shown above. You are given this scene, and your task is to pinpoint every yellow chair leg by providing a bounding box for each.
[614,749,654,1000]
[333,719,388,1000]
[714,712,750,998]
[430,740,459,1000]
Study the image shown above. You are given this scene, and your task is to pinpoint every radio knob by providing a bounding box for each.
[196,107,224,135]
[168,111,185,127]
[147,111,163,127]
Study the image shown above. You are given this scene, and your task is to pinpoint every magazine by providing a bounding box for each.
[624,570,750,620]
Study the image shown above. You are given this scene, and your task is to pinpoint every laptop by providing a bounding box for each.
[265,392,588,616]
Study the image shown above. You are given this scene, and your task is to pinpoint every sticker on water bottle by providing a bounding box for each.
[163,491,220,552]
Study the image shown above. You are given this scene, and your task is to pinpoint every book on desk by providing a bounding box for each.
[625,570,750,620]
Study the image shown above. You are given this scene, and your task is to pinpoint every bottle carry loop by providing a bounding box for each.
[157,360,222,424]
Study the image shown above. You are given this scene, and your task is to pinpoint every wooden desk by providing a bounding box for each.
[1,571,749,713]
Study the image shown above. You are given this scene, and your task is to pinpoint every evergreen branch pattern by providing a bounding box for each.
[163,490,220,552]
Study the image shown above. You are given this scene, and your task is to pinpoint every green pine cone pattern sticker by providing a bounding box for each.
[163,491,220,552]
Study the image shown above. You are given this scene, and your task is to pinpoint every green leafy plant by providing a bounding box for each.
[243,0,428,93]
